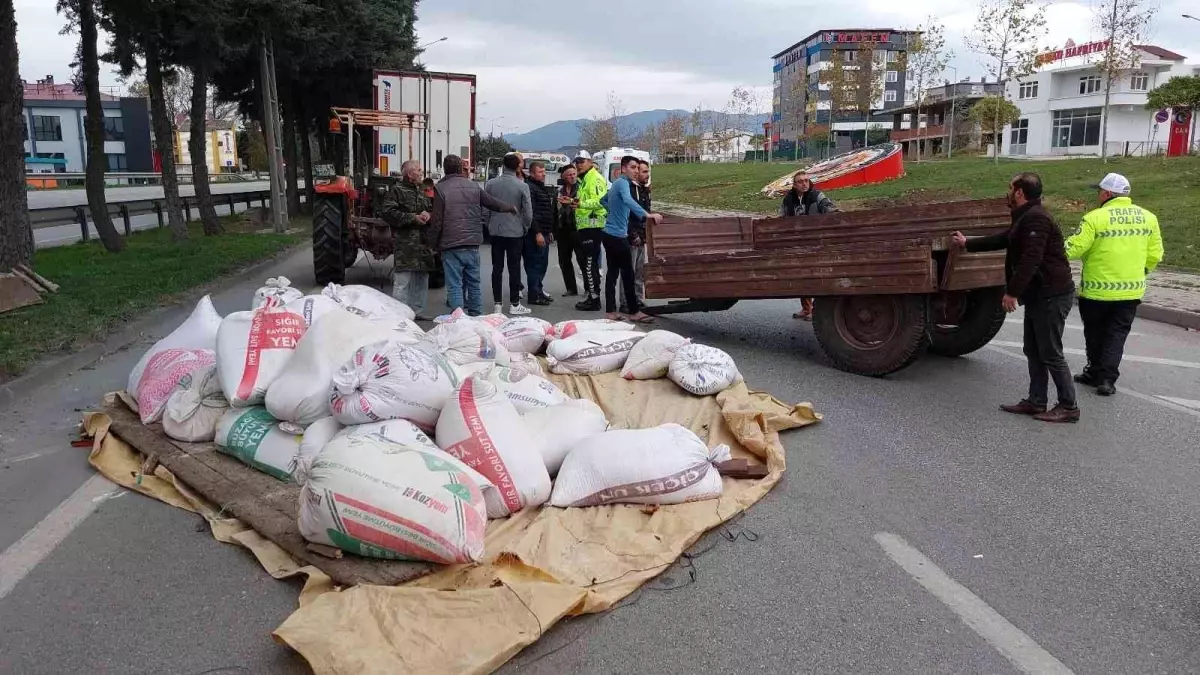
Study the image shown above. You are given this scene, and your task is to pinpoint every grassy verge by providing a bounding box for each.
[653,156,1200,270]
[0,215,305,380]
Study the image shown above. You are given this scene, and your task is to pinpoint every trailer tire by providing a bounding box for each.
[312,193,348,286]
[927,287,1006,357]
[812,294,928,377]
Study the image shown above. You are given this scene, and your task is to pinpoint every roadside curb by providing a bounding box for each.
[1136,303,1200,331]
[0,244,307,410]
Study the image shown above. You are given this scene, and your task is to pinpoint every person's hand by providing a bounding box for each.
[950,231,967,248]
[416,211,431,224]
[647,213,664,224]
[536,233,546,247]
[507,205,518,214]
[1002,294,1019,313]
[571,198,580,208]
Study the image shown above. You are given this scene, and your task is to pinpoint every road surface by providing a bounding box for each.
[2,249,1199,674]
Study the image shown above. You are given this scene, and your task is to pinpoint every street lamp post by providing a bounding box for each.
[419,36,449,50]
[946,65,958,159]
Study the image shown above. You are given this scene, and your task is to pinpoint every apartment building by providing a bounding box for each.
[21,76,153,173]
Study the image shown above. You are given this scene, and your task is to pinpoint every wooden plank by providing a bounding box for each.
[101,402,436,587]
[941,251,1006,291]
[0,275,43,314]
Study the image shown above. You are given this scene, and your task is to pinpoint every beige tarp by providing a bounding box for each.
[83,374,819,675]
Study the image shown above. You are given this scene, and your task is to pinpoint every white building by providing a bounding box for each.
[21,77,154,173]
[700,131,755,162]
[1002,43,1197,157]
[175,121,239,173]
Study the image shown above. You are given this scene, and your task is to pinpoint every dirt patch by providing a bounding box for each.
[840,188,972,212]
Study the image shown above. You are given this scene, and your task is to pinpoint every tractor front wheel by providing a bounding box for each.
[812,294,929,376]
[312,193,349,286]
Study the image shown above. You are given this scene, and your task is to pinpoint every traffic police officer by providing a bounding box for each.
[1065,173,1164,396]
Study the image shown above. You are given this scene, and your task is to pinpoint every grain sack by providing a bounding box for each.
[127,295,221,396]
[216,302,307,407]
[550,424,731,507]
[293,417,344,485]
[264,312,394,426]
[253,276,303,309]
[337,420,499,499]
[480,364,568,413]
[361,314,425,343]
[284,294,346,327]
[421,320,510,369]
[507,352,545,378]
[497,316,553,354]
[134,348,216,424]
[322,283,416,322]
[298,434,487,563]
[329,339,460,430]
[163,363,228,442]
[545,331,645,375]
[668,343,743,396]
[621,330,690,380]
[521,399,608,476]
[436,376,551,517]
[214,407,303,481]
[552,318,634,340]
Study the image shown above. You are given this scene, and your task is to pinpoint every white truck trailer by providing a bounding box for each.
[372,70,477,178]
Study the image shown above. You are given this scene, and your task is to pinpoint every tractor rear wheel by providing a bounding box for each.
[812,294,929,376]
[927,287,1007,357]
[312,193,348,286]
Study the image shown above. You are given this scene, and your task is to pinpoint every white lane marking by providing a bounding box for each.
[984,345,1200,420]
[6,451,46,464]
[990,340,1200,369]
[0,475,119,601]
[874,532,1075,675]
[1003,319,1141,337]
[1154,396,1200,411]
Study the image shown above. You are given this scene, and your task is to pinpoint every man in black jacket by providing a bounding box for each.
[952,172,1079,423]
[523,160,558,305]
[555,165,581,297]
[620,159,652,314]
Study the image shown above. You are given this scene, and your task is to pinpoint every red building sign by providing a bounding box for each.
[1036,39,1110,66]
[827,31,890,44]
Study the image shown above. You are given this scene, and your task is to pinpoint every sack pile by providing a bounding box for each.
[546,331,645,375]
[497,316,554,354]
[128,295,221,413]
[323,283,416,322]
[330,339,461,430]
[253,277,303,309]
[163,363,228,442]
[668,343,743,396]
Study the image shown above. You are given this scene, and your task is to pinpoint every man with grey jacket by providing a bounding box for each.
[484,153,534,315]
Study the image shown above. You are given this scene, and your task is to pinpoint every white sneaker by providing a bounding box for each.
[509,303,531,316]
[493,303,504,315]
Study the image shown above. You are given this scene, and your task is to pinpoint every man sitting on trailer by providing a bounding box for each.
[380,159,434,320]
[780,171,837,320]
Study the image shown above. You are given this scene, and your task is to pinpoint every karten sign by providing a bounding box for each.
[826,31,890,44]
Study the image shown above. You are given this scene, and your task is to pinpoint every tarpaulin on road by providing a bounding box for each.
[82,374,820,675]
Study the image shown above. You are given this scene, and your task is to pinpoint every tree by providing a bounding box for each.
[906,17,952,162]
[578,92,632,150]
[243,123,269,173]
[1146,75,1200,112]
[820,48,855,153]
[968,96,1022,142]
[0,0,32,270]
[966,0,1048,162]
[124,69,190,129]
[849,41,885,149]
[657,113,687,162]
[475,133,513,170]
[59,0,124,252]
[1094,0,1155,162]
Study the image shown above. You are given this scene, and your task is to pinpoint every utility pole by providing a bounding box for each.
[947,66,958,159]
[259,34,288,233]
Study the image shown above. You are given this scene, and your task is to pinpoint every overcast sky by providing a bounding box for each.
[14,0,1199,133]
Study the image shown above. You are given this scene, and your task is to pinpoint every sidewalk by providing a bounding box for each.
[658,201,1200,329]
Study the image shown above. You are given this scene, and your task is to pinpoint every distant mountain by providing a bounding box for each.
[505,109,769,151]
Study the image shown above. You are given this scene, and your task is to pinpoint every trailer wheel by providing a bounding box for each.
[927,287,1006,357]
[312,193,348,286]
[812,294,929,376]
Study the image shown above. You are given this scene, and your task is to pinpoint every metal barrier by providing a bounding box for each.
[26,171,253,190]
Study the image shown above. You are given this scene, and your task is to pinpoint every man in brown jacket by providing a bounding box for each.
[952,172,1079,423]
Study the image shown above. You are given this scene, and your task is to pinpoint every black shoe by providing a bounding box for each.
[539,293,554,304]
[562,291,579,298]
[1073,373,1100,386]
[575,297,601,311]
[528,296,551,306]
[1096,381,1116,396]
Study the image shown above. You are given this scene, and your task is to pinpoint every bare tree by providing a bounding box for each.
[126,69,191,129]
[906,18,952,162]
[0,0,32,269]
[851,41,885,149]
[820,47,855,153]
[1094,0,1155,162]
[657,113,686,162]
[578,92,633,150]
[966,0,1048,163]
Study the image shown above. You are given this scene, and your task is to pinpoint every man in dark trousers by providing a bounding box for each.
[951,172,1079,423]
[620,159,652,314]
[523,160,558,305]
[780,171,837,320]
[555,165,581,297]
[380,159,434,320]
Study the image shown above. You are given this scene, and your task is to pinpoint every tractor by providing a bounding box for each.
[310,107,443,288]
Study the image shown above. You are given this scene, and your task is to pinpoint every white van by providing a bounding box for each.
[588,147,652,185]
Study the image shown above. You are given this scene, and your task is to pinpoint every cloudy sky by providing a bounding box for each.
[14,0,1199,132]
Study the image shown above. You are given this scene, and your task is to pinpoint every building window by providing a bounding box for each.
[32,115,62,141]
[1018,81,1039,99]
[1010,119,1029,145]
[105,153,127,171]
[1052,108,1102,148]
[885,90,897,102]
[1130,72,1148,91]
[886,70,899,83]
[844,50,857,62]
[103,117,124,141]
[1078,75,1102,95]
[887,50,899,62]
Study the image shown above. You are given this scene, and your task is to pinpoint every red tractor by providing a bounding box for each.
[311,107,442,287]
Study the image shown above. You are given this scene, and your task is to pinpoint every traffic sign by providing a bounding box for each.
[1155,109,1170,124]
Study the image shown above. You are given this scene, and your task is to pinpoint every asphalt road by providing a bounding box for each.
[2,247,1199,674]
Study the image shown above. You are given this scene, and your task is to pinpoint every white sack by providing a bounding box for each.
[497,316,553,354]
[521,399,609,476]
[436,376,551,517]
[253,276,303,309]
[552,318,634,340]
[621,330,690,380]
[480,364,568,414]
[337,420,499,500]
[216,303,307,407]
[127,295,221,396]
[322,283,416,321]
[264,312,395,425]
[507,352,545,378]
[329,339,460,430]
[293,417,343,485]
[298,433,488,563]
[550,424,731,507]
[545,330,645,375]
[285,294,346,327]
[134,348,216,424]
[421,320,510,368]
[163,363,228,442]
[214,407,303,481]
[668,343,743,396]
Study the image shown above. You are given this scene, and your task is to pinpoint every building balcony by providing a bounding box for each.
[891,124,946,141]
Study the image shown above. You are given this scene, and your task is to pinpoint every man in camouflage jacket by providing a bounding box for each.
[380,159,435,319]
